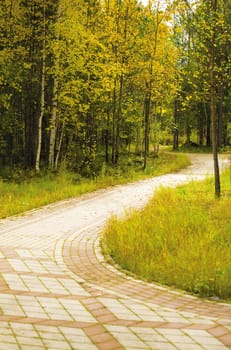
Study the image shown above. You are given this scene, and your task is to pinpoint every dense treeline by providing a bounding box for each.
[173,0,231,152]
[0,0,230,176]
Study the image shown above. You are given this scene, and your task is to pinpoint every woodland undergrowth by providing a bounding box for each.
[0,152,189,219]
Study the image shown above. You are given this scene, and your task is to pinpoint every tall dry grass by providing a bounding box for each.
[102,168,231,300]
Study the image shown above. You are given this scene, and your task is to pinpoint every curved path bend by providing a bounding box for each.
[0,154,230,350]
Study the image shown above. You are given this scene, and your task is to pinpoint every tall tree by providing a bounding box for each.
[35,0,46,173]
[209,0,220,196]
[140,1,178,168]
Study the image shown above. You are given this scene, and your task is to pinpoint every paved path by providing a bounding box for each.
[0,154,230,350]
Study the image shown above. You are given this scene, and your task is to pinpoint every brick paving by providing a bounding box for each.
[0,154,230,349]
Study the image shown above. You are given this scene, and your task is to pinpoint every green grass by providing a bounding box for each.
[178,145,213,153]
[177,143,231,154]
[0,152,190,219]
[102,168,231,301]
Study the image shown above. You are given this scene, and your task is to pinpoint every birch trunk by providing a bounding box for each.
[143,91,151,170]
[49,3,61,169]
[35,3,46,173]
[48,74,58,169]
[54,122,65,170]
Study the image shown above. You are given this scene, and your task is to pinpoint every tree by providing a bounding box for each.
[139,1,178,168]
[209,0,220,196]
[48,2,61,170]
[0,0,230,179]
[173,0,231,195]
[35,0,46,173]
[0,0,25,166]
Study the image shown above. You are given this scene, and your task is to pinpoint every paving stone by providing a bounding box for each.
[69,342,98,350]
[202,346,230,350]
[2,274,28,292]
[194,336,228,346]
[146,342,177,350]
[7,259,31,272]
[42,339,72,349]
[60,298,97,323]
[16,336,44,347]
[99,298,141,321]
[164,334,195,344]
[58,278,89,296]
[0,294,25,316]
[0,335,17,343]
[176,344,204,350]
[158,329,186,336]
[0,343,19,350]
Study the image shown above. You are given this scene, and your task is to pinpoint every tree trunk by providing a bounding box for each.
[49,74,58,169]
[49,3,62,169]
[173,99,179,150]
[115,74,123,164]
[143,92,151,170]
[54,121,65,170]
[24,47,37,168]
[111,81,116,164]
[35,3,46,173]
[210,0,220,197]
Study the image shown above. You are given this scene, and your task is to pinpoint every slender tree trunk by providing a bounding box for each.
[143,91,151,170]
[54,121,65,170]
[24,31,37,168]
[115,74,123,164]
[49,74,58,169]
[210,0,220,197]
[49,3,61,169]
[35,3,46,173]
[112,81,116,164]
[173,99,179,150]
[142,7,161,163]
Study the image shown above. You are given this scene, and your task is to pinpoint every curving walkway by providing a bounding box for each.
[0,154,230,350]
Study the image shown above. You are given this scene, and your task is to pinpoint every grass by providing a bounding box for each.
[176,143,231,154]
[102,167,231,301]
[0,152,190,219]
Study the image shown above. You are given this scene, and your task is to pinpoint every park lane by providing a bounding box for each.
[0,154,230,349]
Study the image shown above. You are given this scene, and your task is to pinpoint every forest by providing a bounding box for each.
[0,0,230,178]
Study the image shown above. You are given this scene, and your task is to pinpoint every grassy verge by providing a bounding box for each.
[102,168,231,301]
[0,152,190,219]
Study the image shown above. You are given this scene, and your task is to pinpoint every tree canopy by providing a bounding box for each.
[0,0,230,186]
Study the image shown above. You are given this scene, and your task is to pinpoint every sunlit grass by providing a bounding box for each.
[102,168,231,301]
[0,152,189,219]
